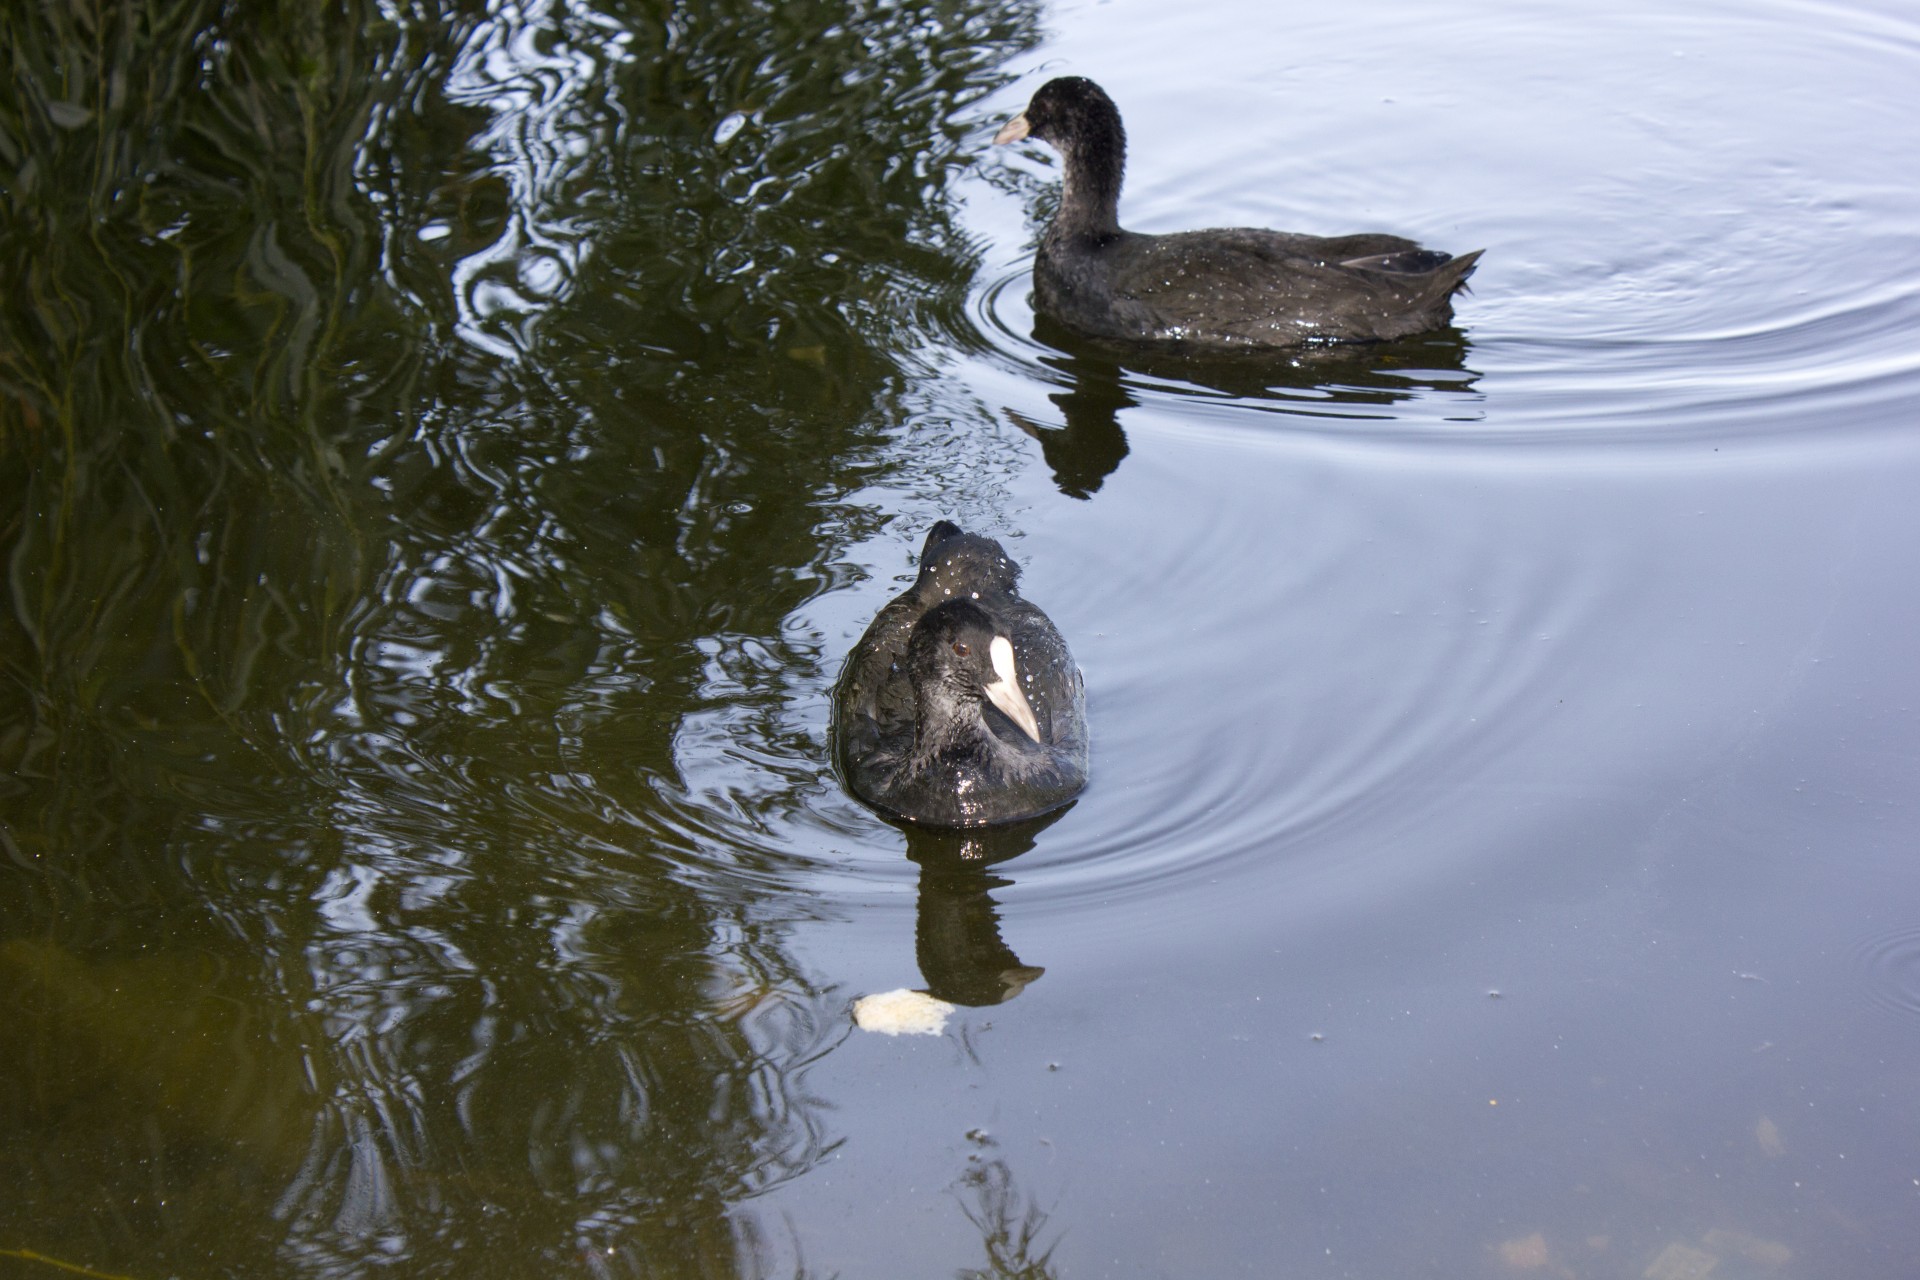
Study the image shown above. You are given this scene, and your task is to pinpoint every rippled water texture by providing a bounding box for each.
[4,0,1919,1276]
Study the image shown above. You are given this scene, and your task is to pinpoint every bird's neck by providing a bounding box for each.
[1052,131,1125,241]
[913,685,991,761]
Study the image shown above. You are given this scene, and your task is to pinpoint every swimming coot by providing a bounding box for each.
[834,522,1088,827]
[994,76,1483,348]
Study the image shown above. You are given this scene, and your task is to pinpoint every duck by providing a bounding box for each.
[834,521,1088,827]
[994,76,1482,348]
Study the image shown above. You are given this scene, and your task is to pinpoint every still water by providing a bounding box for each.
[3,0,1918,1276]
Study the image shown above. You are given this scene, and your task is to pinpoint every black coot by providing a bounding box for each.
[995,76,1482,348]
[834,522,1088,827]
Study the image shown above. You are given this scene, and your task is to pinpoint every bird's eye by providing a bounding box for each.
[952,641,971,658]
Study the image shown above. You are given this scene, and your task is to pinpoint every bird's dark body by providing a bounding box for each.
[1000,77,1481,349]
[834,523,1088,827]
[1036,226,1480,348]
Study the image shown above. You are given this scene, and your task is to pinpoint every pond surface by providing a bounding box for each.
[4,0,1919,1277]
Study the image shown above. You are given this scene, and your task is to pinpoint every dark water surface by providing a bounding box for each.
[4,0,1918,1276]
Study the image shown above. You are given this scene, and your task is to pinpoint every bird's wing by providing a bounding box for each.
[1115,229,1450,342]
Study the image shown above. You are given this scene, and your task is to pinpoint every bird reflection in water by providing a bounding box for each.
[1008,313,1482,500]
[904,810,1063,1008]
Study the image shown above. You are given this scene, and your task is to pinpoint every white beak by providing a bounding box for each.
[982,634,1042,742]
[993,113,1031,145]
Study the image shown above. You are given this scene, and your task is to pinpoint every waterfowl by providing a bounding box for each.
[834,522,1088,827]
[994,76,1482,348]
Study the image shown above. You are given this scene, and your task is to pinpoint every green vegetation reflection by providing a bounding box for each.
[1,0,1037,1275]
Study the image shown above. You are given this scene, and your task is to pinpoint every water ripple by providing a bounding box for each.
[965,0,1920,449]
[1853,924,1920,1030]
[967,262,1489,437]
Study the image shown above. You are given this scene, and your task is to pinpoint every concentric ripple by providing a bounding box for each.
[962,0,1920,447]
[967,261,1492,440]
[1852,925,1920,1029]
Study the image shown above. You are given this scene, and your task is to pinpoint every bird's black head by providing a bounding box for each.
[994,77,1127,235]
[907,599,1001,692]
[994,77,1124,152]
[907,599,1041,743]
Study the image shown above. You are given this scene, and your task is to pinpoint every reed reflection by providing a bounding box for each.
[1,0,1041,1275]
[954,1157,1061,1280]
